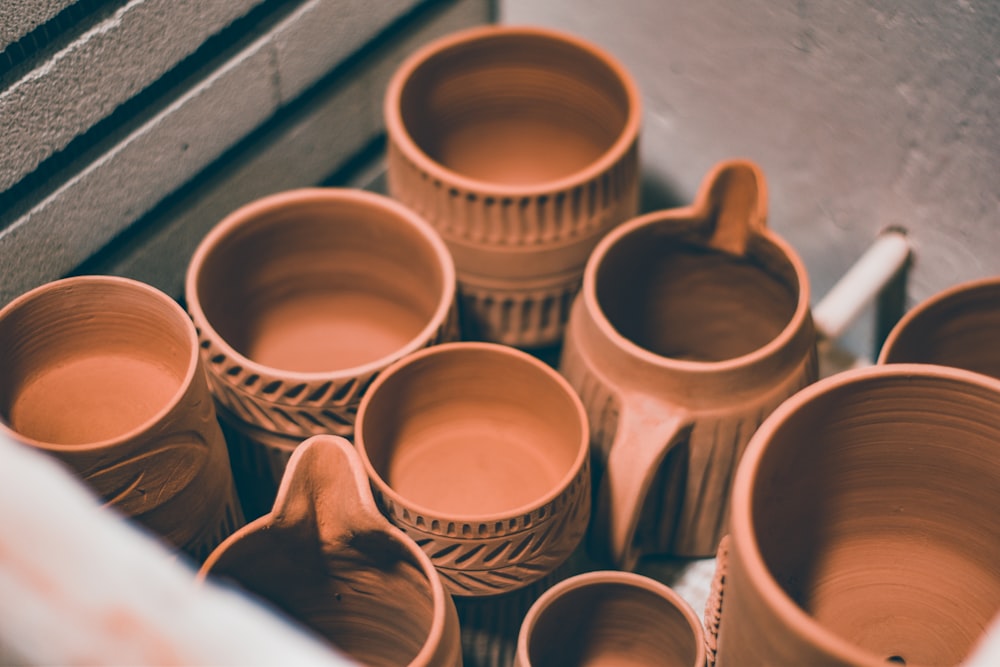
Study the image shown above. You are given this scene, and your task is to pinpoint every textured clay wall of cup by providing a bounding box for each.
[385,25,641,348]
[0,276,243,561]
[355,342,591,666]
[559,158,818,565]
[878,276,1000,378]
[201,435,462,667]
[715,364,1000,667]
[515,571,706,667]
[185,188,458,509]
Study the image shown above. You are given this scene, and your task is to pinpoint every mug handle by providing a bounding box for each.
[593,391,694,571]
[701,159,768,256]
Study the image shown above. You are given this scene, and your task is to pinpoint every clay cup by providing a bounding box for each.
[185,188,457,513]
[879,276,1000,379]
[0,276,243,561]
[201,434,462,667]
[715,364,1000,666]
[355,341,591,597]
[560,158,818,565]
[515,571,706,667]
[385,25,641,348]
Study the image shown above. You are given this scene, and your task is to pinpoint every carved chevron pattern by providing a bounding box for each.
[704,535,730,667]
[194,305,459,438]
[458,273,581,348]
[373,459,590,596]
[388,141,639,247]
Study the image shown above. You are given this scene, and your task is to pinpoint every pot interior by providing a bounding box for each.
[360,346,584,517]
[596,230,799,362]
[195,197,447,373]
[880,280,1000,379]
[0,280,189,445]
[208,528,435,667]
[525,579,700,667]
[398,31,632,186]
[749,372,1000,666]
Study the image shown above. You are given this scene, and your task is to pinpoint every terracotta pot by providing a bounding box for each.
[356,341,590,596]
[385,25,641,347]
[201,434,462,667]
[560,158,818,565]
[0,276,243,561]
[186,188,458,501]
[515,570,706,667]
[715,364,1000,667]
[879,276,1000,379]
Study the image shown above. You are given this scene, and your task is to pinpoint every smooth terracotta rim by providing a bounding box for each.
[199,437,453,667]
[581,201,812,379]
[728,363,1000,667]
[384,24,642,197]
[516,570,707,667]
[355,341,590,523]
[878,275,1000,365]
[185,188,456,383]
[0,275,200,453]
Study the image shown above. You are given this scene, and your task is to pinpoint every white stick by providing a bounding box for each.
[0,431,355,666]
[812,229,911,341]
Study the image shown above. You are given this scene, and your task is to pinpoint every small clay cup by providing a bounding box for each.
[201,434,462,667]
[879,276,1000,378]
[186,188,457,500]
[715,364,1000,667]
[560,158,818,565]
[0,276,243,560]
[515,571,706,667]
[355,341,591,597]
[385,25,641,347]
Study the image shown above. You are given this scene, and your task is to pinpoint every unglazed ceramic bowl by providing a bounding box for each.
[715,364,1000,667]
[355,341,591,597]
[515,571,706,667]
[560,158,817,565]
[201,435,462,667]
[879,275,1000,378]
[185,188,458,441]
[385,25,641,347]
[0,276,243,561]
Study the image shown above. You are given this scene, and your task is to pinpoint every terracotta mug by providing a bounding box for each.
[879,276,1000,378]
[201,434,462,667]
[0,276,243,560]
[355,341,591,665]
[185,188,458,513]
[560,158,818,565]
[714,364,1000,667]
[515,571,706,667]
[385,25,641,348]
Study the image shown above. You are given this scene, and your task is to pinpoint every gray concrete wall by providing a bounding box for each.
[504,0,1000,359]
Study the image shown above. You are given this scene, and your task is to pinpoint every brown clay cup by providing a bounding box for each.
[185,188,458,512]
[385,25,641,348]
[515,571,706,667]
[0,276,243,561]
[201,434,462,667]
[560,158,818,566]
[715,364,1000,667]
[879,276,1000,378]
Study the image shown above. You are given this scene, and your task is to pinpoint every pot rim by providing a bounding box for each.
[355,341,591,524]
[184,187,457,385]
[384,23,642,198]
[878,275,1000,365]
[729,362,1000,667]
[515,569,707,667]
[580,197,813,379]
[0,275,201,452]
